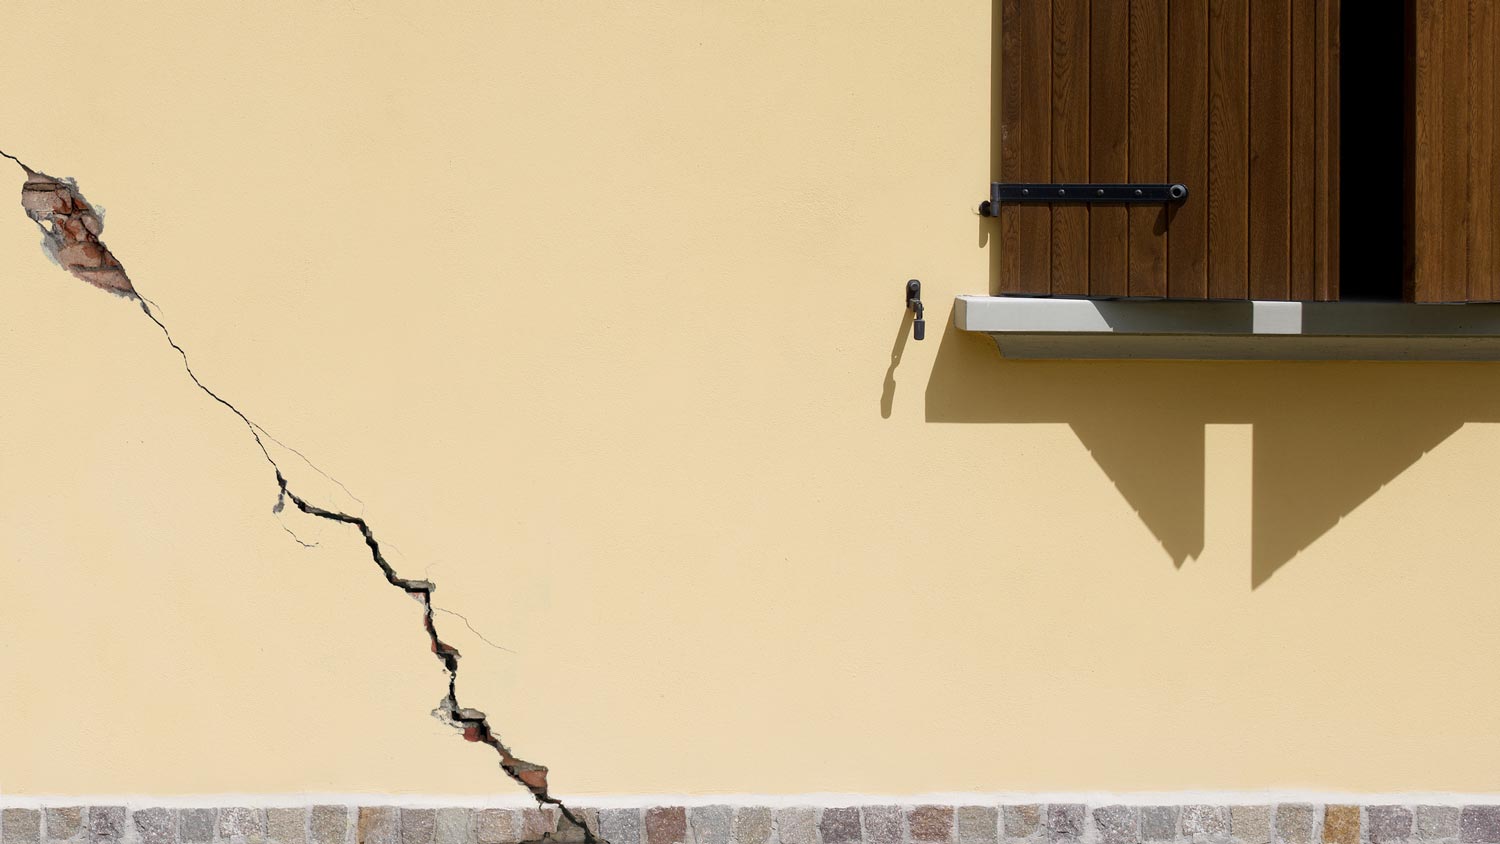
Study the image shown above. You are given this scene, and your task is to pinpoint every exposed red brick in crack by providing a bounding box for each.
[1,150,597,844]
[1,151,135,298]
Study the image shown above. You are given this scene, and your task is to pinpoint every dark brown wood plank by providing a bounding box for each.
[1289,0,1316,300]
[1127,0,1168,297]
[1249,0,1290,300]
[1051,0,1090,295]
[1314,0,1332,300]
[1167,0,1209,298]
[1438,0,1470,301]
[1326,0,1339,300]
[999,0,1052,294]
[1469,0,1495,301]
[1089,0,1129,296]
[1208,0,1248,299]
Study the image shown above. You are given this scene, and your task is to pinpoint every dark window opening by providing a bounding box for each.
[1339,1,1407,301]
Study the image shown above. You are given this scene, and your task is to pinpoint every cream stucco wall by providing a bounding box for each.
[3,2,1499,801]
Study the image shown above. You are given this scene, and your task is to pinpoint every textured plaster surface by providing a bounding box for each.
[4,1,1500,800]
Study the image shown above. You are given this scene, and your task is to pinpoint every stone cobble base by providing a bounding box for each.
[3,804,1500,844]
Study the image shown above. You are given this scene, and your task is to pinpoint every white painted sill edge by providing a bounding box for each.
[953,296,1500,360]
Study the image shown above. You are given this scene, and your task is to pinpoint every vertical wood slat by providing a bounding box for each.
[1207,0,1249,299]
[1327,0,1340,300]
[1090,0,1130,296]
[1289,0,1317,301]
[1167,0,1209,298]
[1051,0,1091,295]
[1439,0,1470,301]
[1412,0,1443,299]
[998,0,1051,294]
[998,0,1021,293]
[1320,0,1344,299]
[1469,0,1495,301]
[1127,0,1168,296]
[1249,0,1291,300]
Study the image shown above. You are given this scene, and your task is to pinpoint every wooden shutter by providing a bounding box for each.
[997,0,1341,300]
[1408,0,1500,302]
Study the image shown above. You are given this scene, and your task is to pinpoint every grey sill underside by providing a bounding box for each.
[953,296,1500,361]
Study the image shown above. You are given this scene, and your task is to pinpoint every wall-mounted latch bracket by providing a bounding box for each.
[906,279,924,341]
[979,183,1189,216]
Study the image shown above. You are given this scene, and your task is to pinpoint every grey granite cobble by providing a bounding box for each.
[1367,809,1412,844]
[693,807,733,844]
[310,807,348,844]
[1461,808,1500,844]
[1046,806,1085,843]
[1183,807,1229,843]
[86,809,124,844]
[3,810,41,844]
[44,809,83,844]
[1416,808,1461,842]
[1095,806,1140,844]
[1275,806,1316,844]
[132,809,175,844]
[1142,807,1180,843]
[1232,807,1272,844]
[599,811,641,844]
[861,807,903,844]
[179,812,215,844]
[957,807,999,844]
[775,809,817,844]
[1004,807,1042,842]
[267,810,307,844]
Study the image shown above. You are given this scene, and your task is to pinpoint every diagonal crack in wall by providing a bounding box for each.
[1,149,602,844]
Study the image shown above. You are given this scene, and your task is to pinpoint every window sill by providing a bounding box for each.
[953,296,1500,360]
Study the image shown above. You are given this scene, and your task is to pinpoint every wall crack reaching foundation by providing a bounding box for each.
[1,150,599,844]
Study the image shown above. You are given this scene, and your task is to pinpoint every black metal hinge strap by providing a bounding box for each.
[979,182,1189,216]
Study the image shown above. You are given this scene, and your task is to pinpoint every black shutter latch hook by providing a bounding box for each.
[906,279,924,341]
